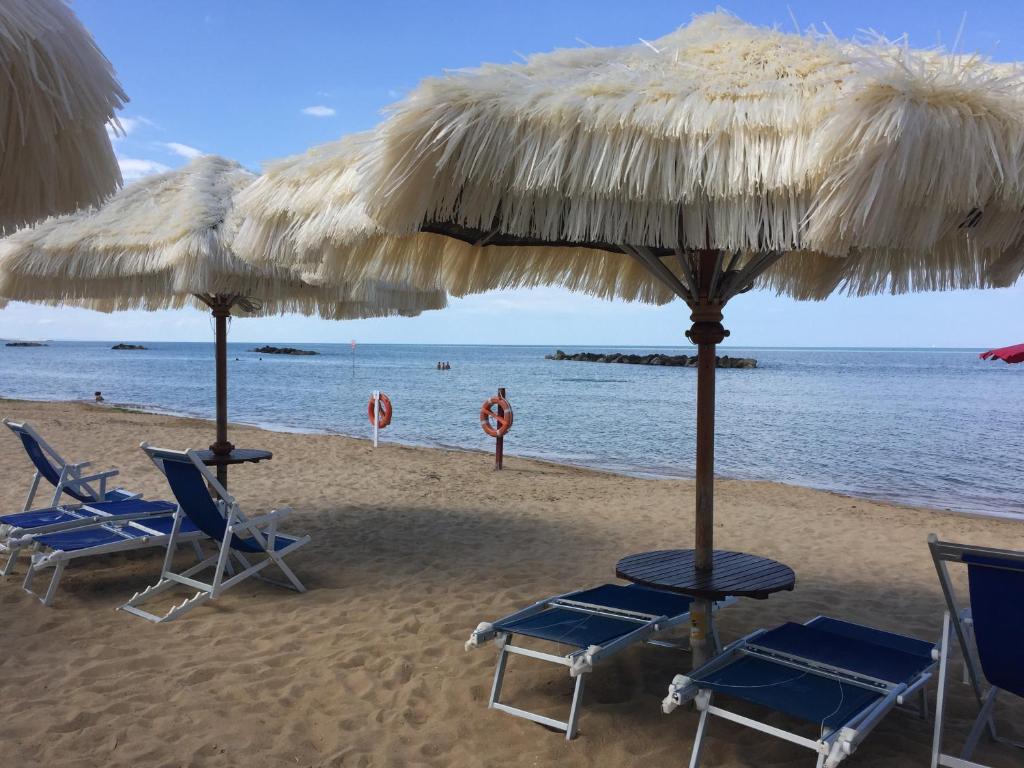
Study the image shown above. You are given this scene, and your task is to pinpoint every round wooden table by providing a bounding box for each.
[616,549,795,666]
[194,448,272,489]
[616,549,795,600]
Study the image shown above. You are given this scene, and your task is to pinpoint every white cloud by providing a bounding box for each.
[161,142,204,159]
[118,157,170,183]
[106,115,156,141]
[301,105,335,117]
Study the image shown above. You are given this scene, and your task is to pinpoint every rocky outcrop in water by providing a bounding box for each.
[545,350,756,368]
[251,346,319,356]
[5,341,46,347]
[112,343,147,350]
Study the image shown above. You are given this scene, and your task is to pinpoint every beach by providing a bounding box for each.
[1,397,1022,768]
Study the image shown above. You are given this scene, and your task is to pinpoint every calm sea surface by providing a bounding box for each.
[1,341,1021,517]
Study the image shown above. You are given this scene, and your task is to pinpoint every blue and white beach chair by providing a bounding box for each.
[1,497,176,575]
[22,512,206,606]
[929,535,1024,768]
[466,583,733,739]
[120,444,310,622]
[4,419,134,510]
[663,616,937,767]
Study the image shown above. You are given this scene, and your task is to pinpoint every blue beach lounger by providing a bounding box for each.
[120,444,310,623]
[466,583,733,739]
[1,497,177,575]
[4,419,135,510]
[22,513,206,606]
[929,535,1024,768]
[663,616,937,768]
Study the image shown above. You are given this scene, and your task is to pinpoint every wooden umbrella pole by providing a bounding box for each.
[686,249,729,666]
[207,295,236,488]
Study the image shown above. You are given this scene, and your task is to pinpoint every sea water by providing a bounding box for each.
[2,341,1021,517]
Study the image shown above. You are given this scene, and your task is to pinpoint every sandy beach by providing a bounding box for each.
[1,397,1021,768]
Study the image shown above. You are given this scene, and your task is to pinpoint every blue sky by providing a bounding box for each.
[3,0,1024,348]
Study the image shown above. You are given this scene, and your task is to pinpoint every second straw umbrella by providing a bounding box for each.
[0,154,446,486]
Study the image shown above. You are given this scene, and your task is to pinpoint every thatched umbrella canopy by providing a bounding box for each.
[1,0,126,231]
[237,13,1024,660]
[0,154,445,482]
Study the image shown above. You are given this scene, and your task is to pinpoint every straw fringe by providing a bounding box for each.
[0,155,446,317]
[0,0,126,231]
[350,12,1024,297]
[235,12,1024,303]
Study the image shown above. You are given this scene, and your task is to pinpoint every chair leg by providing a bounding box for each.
[689,697,712,768]
[21,560,36,592]
[565,672,586,740]
[191,541,204,562]
[2,548,20,577]
[270,553,306,592]
[41,561,66,606]
[932,612,952,768]
[489,644,510,710]
[961,687,999,761]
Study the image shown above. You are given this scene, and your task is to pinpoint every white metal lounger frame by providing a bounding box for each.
[5,419,114,508]
[1,502,173,576]
[466,592,734,740]
[928,535,1024,768]
[663,617,936,768]
[3,419,133,510]
[120,444,310,623]
[22,518,206,607]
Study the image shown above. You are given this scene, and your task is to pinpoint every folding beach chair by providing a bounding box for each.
[22,513,206,606]
[4,419,135,510]
[466,583,734,739]
[663,616,937,768]
[120,444,310,623]
[1,497,176,575]
[929,535,1024,768]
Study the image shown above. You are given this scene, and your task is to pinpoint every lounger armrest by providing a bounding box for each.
[236,508,292,530]
[69,468,119,484]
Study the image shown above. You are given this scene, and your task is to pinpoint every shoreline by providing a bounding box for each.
[4,394,1019,522]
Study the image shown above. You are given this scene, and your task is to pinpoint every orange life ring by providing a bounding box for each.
[368,393,392,428]
[480,396,513,437]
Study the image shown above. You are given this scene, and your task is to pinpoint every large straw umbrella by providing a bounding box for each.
[1,0,126,231]
[238,13,1024,660]
[0,154,445,484]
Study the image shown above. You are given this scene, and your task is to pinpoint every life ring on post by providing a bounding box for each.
[368,393,393,428]
[480,396,513,437]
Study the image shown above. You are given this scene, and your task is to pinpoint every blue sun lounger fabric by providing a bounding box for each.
[4,419,133,509]
[929,536,1024,768]
[0,498,176,575]
[119,445,310,623]
[664,616,936,768]
[467,583,731,740]
[21,514,206,607]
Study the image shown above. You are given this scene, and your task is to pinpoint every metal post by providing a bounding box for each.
[372,390,379,448]
[685,250,729,667]
[495,387,505,470]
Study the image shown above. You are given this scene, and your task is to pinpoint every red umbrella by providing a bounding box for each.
[980,343,1024,363]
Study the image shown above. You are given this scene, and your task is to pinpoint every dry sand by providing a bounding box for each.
[1,398,1021,768]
